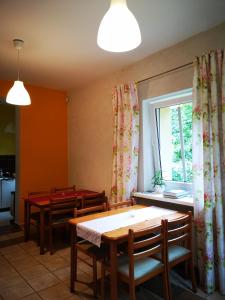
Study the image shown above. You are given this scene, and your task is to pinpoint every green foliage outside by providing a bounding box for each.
[171,102,192,182]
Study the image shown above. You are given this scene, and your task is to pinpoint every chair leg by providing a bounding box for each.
[74,247,77,281]
[93,257,98,297]
[162,270,171,300]
[37,225,40,246]
[70,227,76,293]
[190,257,197,293]
[166,267,172,300]
[100,262,105,300]
[49,227,53,255]
[129,283,136,300]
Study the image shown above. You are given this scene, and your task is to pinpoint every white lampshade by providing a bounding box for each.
[6,80,31,106]
[97,0,141,52]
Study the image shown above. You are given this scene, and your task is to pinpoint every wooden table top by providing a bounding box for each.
[69,205,186,241]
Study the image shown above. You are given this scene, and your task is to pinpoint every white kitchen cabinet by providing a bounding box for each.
[0,179,15,209]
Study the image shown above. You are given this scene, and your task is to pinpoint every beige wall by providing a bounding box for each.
[68,22,225,198]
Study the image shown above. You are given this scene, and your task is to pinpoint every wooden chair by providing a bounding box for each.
[101,221,170,300]
[51,185,76,193]
[27,191,51,241]
[107,198,135,210]
[81,191,107,208]
[164,211,197,296]
[72,203,107,297]
[48,195,78,254]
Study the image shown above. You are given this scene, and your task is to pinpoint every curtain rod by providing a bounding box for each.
[137,61,193,85]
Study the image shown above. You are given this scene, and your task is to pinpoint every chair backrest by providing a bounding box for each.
[108,198,135,210]
[49,196,78,221]
[28,191,50,198]
[74,203,107,217]
[128,221,166,280]
[51,185,76,193]
[165,211,192,249]
[81,191,107,208]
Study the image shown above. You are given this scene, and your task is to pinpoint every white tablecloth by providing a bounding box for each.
[76,206,175,247]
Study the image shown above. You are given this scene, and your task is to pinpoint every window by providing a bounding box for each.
[155,102,192,183]
[139,89,193,192]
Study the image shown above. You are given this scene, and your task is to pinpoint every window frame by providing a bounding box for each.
[148,88,192,190]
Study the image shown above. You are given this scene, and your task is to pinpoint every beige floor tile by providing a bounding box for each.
[17,242,40,256]
[78,288,96,300]
[4,252,30,263]
[26,272,60,292]
[0,273,25,290]
[0,235,11,241]
[0,280,34,300]
[34,253,69,271]
[53,266,91,286]
[38,282,74,300]
[21,293,41,300]
[0,245,24,255]
[66,295,83,300]
[0,266,18,277]
[53,266,70,282]
[57,247,70,259]
[19,241,37,250]
[0,259,17,270]
[77,262,93,274]
[11,257,40,272]
[18,264,51,281]
[67,272,92,293]
[6,231,24,239]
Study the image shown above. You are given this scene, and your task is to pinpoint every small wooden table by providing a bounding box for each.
[69,205,186,300]
[24,189,99,254]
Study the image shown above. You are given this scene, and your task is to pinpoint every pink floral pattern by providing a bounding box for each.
[193,49,225,294]
[111,82,139,203]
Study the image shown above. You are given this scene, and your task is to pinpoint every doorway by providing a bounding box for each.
[0,98,17,231]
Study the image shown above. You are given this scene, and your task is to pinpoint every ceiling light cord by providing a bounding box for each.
[17,48,20,81]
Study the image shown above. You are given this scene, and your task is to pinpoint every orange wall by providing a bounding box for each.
[0,80,68,223]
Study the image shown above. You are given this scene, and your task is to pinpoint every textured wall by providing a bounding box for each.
[68,23,225,199]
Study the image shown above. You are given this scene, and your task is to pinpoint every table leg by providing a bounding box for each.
[24,201,30,241]
[40,208,45,255]
[110,242,118,300]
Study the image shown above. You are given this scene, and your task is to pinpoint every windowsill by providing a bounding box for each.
[132,192,194,207]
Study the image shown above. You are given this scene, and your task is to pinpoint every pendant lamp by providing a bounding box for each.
[6,39,31,106]
[97,0,141,52]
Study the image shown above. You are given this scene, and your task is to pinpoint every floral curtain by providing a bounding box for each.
[192,48,225,294]
[111,82,139,203]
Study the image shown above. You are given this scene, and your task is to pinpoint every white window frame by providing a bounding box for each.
[142,88,193,192]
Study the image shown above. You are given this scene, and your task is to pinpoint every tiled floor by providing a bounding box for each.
[0,231,224,300]
[0,239,96,300]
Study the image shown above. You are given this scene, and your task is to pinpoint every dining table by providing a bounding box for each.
[69,204,187,300]
[24,189,99,254]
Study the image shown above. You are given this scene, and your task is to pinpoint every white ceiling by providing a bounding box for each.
[0,0,225,91]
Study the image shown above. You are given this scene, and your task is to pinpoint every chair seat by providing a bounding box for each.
[77,240,108,260]
[155,245,190,263]
[168,245,190,262]
[117,255,163,280]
